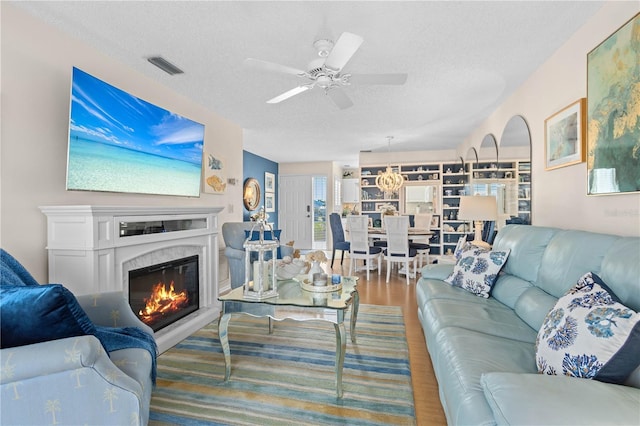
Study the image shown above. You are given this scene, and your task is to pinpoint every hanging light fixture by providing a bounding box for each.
[375,136,404,193]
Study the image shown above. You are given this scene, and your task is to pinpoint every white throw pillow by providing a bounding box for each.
[444,245,510,298]
[536,272,640,384]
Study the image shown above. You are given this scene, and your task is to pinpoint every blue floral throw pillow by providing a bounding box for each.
[444,246,510,298]
[536,272,640,384]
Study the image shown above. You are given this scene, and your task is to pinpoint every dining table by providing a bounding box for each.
[365,227,434,277]
[367,227,434,238]
[371,227,434,271]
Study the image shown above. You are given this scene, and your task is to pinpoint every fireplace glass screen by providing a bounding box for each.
[129,255,199,332]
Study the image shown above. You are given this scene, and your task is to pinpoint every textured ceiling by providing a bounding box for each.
[14,1,604,166]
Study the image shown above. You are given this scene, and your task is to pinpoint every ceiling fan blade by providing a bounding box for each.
[324,32,363,72]
[349,73,408,85]
[327,87,354,109]
[266,85,310,104]
[244,58,306,77]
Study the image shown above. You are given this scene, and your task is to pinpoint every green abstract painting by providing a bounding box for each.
[587,13,640,195]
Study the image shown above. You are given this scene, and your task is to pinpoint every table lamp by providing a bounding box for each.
[458,196,497,249]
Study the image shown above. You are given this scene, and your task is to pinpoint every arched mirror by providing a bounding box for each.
[465,147,479,193]
[499,115,532,224]
[478,134,498,165]
[465,147,479,175]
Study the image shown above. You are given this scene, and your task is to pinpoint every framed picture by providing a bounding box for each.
[430,215,439,229]
[264,192,275,212]
[374,203,385,211]
[587,12,640,195]
[265,172,275,193]
[544,98,586,170]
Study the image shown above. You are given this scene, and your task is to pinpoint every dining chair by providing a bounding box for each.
[410,213,432,269]
[372,215,391,248]
[482,220,498,245]
[383,215,418,286]
[347,215,382,280]
[329,213,350,268]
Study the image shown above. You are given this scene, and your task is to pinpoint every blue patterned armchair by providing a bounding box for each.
[0,249,155,425]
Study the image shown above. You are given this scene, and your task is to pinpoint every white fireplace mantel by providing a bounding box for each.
[40,205,224,352]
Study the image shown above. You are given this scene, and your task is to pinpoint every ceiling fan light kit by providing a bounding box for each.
[244,31,408,109]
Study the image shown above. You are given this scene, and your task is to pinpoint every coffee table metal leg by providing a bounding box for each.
[350,291,359,343]
[218,313,232,381]
[334,322,346,398]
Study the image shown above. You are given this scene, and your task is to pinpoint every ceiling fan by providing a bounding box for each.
[244,32,408,109]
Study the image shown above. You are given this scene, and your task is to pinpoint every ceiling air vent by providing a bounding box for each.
[147,56,184,75]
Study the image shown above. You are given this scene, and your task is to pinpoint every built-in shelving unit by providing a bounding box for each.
[354,158,530,261]
[517,162,531,224]
[441,162,470,255]
[360,165,401,220]
[399,163,441,183]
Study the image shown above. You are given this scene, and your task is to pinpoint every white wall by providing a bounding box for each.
[360,149,460,166]
[0,4,244,281]
[460,1,639,237]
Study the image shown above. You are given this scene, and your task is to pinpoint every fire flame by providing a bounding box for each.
[139,281,189,324]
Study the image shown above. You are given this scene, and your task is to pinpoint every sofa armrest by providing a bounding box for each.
[224,246,245,261]
[481,372,640,425]
[420,263,455,280]
[1,335,145,425]
[77,291,153,335]
[0,335,140,391]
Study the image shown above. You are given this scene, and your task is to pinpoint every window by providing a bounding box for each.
[312,176,327,248]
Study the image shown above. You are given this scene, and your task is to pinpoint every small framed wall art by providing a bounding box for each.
[430,215,439,229]
[544,98,586,170]
[265,192,275,212]
[265,172,275,193]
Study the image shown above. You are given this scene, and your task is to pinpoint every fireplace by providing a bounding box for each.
[129,255,200,332]
[40,205,224,353]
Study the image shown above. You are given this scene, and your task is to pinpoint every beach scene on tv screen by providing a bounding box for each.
[67,67,205,197]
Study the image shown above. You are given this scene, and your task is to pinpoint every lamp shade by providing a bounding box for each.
[458,196,497,221]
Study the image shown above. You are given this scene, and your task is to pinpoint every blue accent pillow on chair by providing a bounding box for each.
[0,284,97,349]
[245,229,283,259]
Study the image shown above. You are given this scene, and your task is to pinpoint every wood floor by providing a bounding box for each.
[329,260,447,426]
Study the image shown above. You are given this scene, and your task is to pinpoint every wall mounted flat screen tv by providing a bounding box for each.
[67,67,205,197]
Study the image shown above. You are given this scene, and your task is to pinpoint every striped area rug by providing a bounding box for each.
[149,304,415,425]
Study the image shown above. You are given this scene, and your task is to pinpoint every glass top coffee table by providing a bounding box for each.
[218,275,359,398]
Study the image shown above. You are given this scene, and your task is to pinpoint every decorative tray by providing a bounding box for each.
[294,276,343,293]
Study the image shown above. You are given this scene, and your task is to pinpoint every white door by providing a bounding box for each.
[279,175,313,250]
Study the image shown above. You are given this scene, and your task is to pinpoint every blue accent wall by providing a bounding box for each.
[243,150,278,228]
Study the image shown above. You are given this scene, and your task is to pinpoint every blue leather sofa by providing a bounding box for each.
[417,225,640,425]
[0,250,155,425]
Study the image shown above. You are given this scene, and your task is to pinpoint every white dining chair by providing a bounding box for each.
[347,215,382,280]
[383,215,418,285]
[411,213,432,269]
